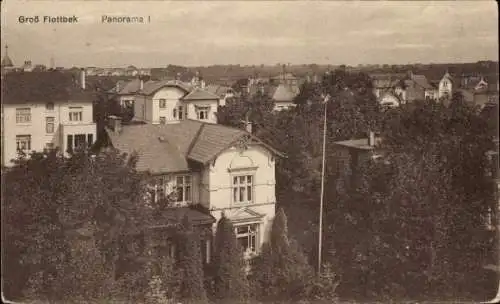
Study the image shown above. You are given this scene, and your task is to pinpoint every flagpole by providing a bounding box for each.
[318,94,328,275]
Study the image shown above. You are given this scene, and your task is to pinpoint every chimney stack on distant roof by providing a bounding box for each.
[80,68,86,90]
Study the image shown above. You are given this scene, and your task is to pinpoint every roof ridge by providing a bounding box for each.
[186,121,206,156]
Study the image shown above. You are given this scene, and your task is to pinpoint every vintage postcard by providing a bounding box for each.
[1,1,499,304]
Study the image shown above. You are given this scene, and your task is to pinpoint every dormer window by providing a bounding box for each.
[196,106,210,120]
[46,102,54,110]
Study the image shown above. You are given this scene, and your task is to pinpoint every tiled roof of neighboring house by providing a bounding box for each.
[188,123,247,163]
[106,120,283,174]
[205,84,233,97]
[411,74,434,89]
[182,87,220,101]
[373,78,400,89]
[271,84,298,102]
[3,71,95,104]
[333,137,382,150]
[138,80,193,96]
[150,206,216,227]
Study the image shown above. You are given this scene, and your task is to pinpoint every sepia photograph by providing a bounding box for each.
[1,1,499,303]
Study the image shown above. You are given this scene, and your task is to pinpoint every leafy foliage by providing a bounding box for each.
[250,208,316,302]
[211,215,250,303]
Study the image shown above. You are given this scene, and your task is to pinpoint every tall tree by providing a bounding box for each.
[251,208,315,302]
[212,215,249,303]
[177,216,208,303]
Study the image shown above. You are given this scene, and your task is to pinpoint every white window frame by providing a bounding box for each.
[196,106,210,120]
[16,108,31,124]
[46,117,55,133]
[175,175,192,203]
[159,99,167,109]
[232,174,254,204]
[69,107,83,122]
[235,223,259,254]
[16,135,31,152]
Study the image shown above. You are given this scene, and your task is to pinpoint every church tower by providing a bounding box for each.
[1,45,15,69]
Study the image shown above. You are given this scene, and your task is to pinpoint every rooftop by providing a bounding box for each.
[106,119,282,174]
[333,137,382,150]
[2,71,95,104]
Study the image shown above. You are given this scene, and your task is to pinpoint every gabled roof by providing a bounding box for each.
[271,84,298,102]
[411,74,434,90]
[224,207,265,223]
[205,84,233,97]
[3,71,95,104]
[138,80,193,96]
[182,87,220,101]
[106,120,283,174]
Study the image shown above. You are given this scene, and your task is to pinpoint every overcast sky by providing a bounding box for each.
[1,1,498,68]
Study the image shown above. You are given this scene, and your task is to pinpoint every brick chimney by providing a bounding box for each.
[80,68,86,90]
[108,115,122,134]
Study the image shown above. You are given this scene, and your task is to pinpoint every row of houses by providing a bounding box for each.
[372,70,499,109]
[1,68,282,261]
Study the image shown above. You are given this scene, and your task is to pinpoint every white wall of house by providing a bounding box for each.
[151,87,186,124]
[2,101,96,166]
[186,100,218,124]
[425,89,438,100]
[379,93,400,108]
[273,101,296,111]
[439,77,453,99]
[205,145,277,253]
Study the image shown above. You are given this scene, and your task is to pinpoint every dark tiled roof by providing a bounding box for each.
[106,120,282,174]
[3,71,95,104]
[411,74,433,89]
[188,123,247,163]
[182,87,220,100]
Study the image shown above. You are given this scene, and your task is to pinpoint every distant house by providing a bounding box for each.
[438,71,455,100]
[133,80,220,124]
[332,132,383,186]
[1,70,97,167]
[269,84,299,111]
[205,84,235,107]
[103,118,283,260]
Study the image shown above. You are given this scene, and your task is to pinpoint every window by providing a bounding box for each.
[235,224,258,254]
[150,176,167,203]
[175,175,192,202]
[159,99,167,108]
[69,107,83,121]
[74,134,86,149]
[173,108,177,119]
[67,135,73,153]
[178,106,185,120]
[196,106,210,120]
[16,135,31,151]
[159,116,166,124]
[45,143,55,150]
[46,117,55,133]
[87,134,94,148]
[16,108,31,123]
[232,175,253,204]
[46,102,54,110]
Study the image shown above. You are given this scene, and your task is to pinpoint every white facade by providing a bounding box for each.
[439,74,453,99]
[150,144,276,256]
[274,102,296,111]
[2,101,96,166]
[134,86,218,124]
